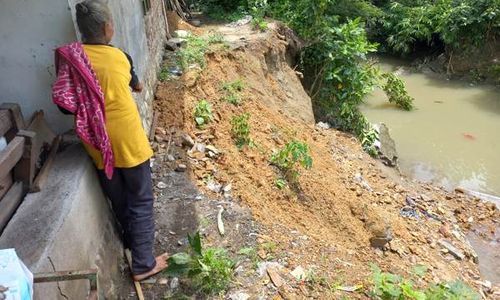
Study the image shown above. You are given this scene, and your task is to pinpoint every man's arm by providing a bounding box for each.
[122,50,143,93]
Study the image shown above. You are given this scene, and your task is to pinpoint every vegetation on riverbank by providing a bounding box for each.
[190,0,498,153]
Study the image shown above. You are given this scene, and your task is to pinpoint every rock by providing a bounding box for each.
[156,181,168,189]
[374,123,398,167]
[174,30,190,38]
[439,224,452,238]
[229,292,250,300]
[169,38,185,47]
[190,19,202,27]
[193,142,206,153]
[223,184,232,193]
[207,180,222,193]
[158,278,168,285]
[170,277,179,290]
[480,280,492,290]
[370,226,393,248]
[267,268,285,288]
[290,266,306,281]
[316,122,330,130]
[438,240,465,260]
[165,40,178,51]
[354,173,373,192]
[257,262,283,277]
[206,145,220,155]
[370,236,392,248]
[181,134,195,148]
[228,15,253,27]
[167,154,175,162]
[176,164,187,172]
[420,194,432,202]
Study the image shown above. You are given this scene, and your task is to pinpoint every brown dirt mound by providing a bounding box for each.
[154,22,499,298]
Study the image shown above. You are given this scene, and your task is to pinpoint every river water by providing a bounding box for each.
[362,58,500,198]
[361,58,500,284]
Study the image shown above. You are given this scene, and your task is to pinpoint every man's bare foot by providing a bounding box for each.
[132,253,169,282]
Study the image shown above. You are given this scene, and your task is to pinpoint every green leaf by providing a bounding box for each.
[188,232,202,256]
[169,252,192,265]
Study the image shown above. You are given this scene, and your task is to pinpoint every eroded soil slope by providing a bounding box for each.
[150,19,499,299]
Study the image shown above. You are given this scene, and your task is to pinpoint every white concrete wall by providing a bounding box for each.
[1,0,161,133]
[0,0,77,132]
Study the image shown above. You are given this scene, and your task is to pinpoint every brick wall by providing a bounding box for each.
[137,0,167,131]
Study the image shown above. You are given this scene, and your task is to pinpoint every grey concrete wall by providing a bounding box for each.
[0,145,124,299]
[1,0,166,133]
[0,0,76,132]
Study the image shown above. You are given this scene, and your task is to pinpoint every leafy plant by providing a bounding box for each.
[275,178,287,189]
[193,100,213,128]
[166,232,235,294]
[207,32,226,44]
[230,113,252,148]
[252,17,269,31]
[270,140,313,180]
[370,265,480,300]
[382,72,415,111]
[158,66,170,82]
[238,247,260,269]
[221,79,245,105]
[361,125,379,157]
[177,35,209,70]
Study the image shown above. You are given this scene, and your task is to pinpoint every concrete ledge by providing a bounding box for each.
[0,144,123,299]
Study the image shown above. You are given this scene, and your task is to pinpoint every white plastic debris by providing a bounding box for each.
[0,249,33,300]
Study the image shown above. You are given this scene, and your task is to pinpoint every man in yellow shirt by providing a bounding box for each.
[56,0,167,281]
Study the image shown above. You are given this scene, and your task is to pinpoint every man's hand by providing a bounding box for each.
[133,82,144,93]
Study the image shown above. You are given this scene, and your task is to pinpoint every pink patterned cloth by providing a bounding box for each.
[52,42,114,179]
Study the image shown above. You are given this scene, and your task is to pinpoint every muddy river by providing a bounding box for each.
[362,58,500,199]
[361,57,500,284]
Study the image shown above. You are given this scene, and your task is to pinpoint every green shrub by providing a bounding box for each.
[382,73,414,111]
[370,265,480,300]
[166,232,235,294]
[158,66,170,82]
[376,0,500,53]
[275,178,287,189]
[207,32,226,44]
[270,140,312,180]
[230,113,252,148]
[193,100,213,128]
[221,79,245,105]
[177,35,209,70]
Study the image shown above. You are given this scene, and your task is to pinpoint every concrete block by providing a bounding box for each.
[0,145,123,299]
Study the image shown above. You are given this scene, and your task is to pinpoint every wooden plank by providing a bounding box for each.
[125,249,145,300]
[14,130,37,189]
[30,135,61,193]
[0,136,25,179]
[0,103,25,130]
[26,111,56,166]
[0,173,13,200]
[0,110,13,137]
[149,111,159,141]
[0,182,23,232]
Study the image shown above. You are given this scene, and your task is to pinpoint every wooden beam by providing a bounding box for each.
[0,182,23,232]
[0,110,13,137]
[14,130,37,189]
[149,111,159,141]
[0,173,13,200]
[30,135,61,193]
[0,136,25,180]
[125,249,145,300]
[0,103,25,130]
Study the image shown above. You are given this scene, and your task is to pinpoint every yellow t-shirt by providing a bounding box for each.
[81,44,153,169]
